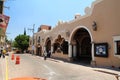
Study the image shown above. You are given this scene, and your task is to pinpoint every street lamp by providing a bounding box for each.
[92,21,97,31]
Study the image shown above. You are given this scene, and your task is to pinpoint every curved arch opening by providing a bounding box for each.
[73,28,92,63]
[53,35,68,54]
[45,37,51,57]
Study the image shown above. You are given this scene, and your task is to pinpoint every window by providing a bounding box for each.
[116,41,120,55]
[113,36,120,55]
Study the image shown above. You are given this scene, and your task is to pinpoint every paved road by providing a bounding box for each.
[4,53,120,80]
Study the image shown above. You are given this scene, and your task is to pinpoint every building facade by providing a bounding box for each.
[32,0,120,67]
[0,1,10,49]
[0,0,5,47]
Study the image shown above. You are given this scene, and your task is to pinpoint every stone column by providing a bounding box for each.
[73,44,77,57]
[91,42,96,66]
[68,43,72,61]
[51,45,53,54]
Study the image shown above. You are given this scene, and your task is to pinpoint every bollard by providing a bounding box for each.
[15,56,20,64]
[11,54,14,60]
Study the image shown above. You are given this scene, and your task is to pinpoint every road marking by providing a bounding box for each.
[43,64,56,80]
[43,65,52,72]
[5,56,9,80]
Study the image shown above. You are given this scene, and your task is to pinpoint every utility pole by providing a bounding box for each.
[28,24,35,45]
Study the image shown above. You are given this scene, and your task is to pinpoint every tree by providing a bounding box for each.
[24,28,26,35]
[13,34,29,52]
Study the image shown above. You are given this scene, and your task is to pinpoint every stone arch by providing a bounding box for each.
[69,26,93,42]
[52,34,68,54]
[45,37,51,54]
[36,43,42,56]
[69,26,94,63]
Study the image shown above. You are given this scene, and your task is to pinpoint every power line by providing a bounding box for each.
[28,24,35,45]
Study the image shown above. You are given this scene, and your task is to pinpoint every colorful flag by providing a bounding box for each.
[0,14,10,35]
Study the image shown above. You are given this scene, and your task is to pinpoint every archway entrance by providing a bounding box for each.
[53,35,65,53]
[73,28,92,63]
[36,44,42,56]
[45,38,51,54]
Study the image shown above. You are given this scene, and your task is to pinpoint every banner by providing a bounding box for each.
[0,14,10,35]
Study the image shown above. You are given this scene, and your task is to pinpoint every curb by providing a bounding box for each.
[94,69,118,75]
[93,69,120,80]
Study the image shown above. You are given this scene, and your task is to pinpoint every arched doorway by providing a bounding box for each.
[73,28,92,63]
[45,38,51,54]
[53,35,64,53]
[61,40,68,54]
[36,44,42,56]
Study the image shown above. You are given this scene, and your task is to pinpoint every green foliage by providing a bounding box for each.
[13,34,29,52]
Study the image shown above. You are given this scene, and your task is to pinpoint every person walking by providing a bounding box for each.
[2,49,6,58]
[0,47,3,58]
[48,50,51,58]
[44,50,47,60]
[0,47,2,58]
[32,45,35,55]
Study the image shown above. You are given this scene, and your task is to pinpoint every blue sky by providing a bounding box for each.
[4,0,95,40]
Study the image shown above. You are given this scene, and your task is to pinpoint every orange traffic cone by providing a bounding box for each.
[16,56,20,64]
[11,54,14,60]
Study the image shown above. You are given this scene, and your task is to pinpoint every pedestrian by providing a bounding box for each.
[0,47,3,58]
[44,50,47,60]
[0,47,2,58]
[2,49,6,58]
[32,45,35,55]
[48,50,51,58]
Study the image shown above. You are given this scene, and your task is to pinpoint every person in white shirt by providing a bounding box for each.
[44,50,47,60]
[32,45,35,55]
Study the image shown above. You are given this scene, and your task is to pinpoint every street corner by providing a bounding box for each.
[9,77,47,80]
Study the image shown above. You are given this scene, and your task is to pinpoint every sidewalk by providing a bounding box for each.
[93,67,120,75]
[92,67,120,80]
[0,56,7,80]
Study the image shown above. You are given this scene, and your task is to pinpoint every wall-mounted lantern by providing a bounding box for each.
[92,21,97,31]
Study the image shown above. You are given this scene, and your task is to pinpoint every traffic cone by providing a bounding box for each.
[11,54,14,60]
[15,56,20,64]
